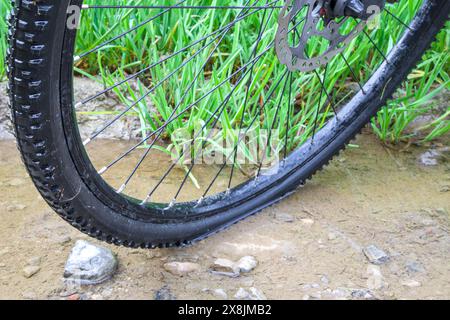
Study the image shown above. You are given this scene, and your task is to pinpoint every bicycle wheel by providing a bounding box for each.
[8,0,449,247]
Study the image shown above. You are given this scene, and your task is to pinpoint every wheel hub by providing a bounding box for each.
[275,0,386,72]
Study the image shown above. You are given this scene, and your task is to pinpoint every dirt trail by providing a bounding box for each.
[0,132,449,300]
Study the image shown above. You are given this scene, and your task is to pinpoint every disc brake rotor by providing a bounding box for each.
[275,0,367,72]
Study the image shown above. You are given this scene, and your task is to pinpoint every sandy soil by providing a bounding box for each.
[0,131,449,300]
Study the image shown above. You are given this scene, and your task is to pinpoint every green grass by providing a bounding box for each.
[0,0,448,153]
[0,0,9,81]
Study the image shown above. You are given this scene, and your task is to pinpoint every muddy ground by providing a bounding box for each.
[0,132,449,300]
[0,80,449,300]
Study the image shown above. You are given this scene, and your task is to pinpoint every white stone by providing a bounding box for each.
[163,262,200,277]
[235,256,258,273]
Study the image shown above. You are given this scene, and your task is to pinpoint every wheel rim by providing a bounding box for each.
[63,0,426,214]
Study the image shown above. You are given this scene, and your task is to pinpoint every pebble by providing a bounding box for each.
[435,208,448,216]
[210,258,240,277]
[27,256,41,267]
[248,287,267,300]
[366,265,385,290]
[6,204,27,212]
[212,289,228,300]
[163,262,200,277]
[328,232,338,241]
[155,285,176,300]
[234,287,267,300]
[320,275,330,285]
[235,256,258,273]
[56,235,72,245]
[63,240,118,285]
[401,279,422,288]
[351,289,375,300]
[90,294,104,300]
[274,213,295,223]
[22,292,37,300]
[310,292,322,300]
[301,218,315,226]
[419,150,440,166]
[363,245,389,265]
[67,294,81,301]
[23,266,40,278]
[405,261,425,274]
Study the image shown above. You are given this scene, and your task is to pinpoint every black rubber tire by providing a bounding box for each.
[8,0,450,248]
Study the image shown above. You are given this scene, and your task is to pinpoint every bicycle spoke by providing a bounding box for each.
[227,0,277,190]
[115,0,258,193]
[312,64,329,142]
[175,0,276,201]
[362,29,390,65]
[82,5,283,10]
[256,69,290,178]
[384,9,413,32]
[283,71,294,160]
[313,67,336,116]
[75,2,279,108]
[70,0,424,206]
[339,52,366,95]
[75,0,188,61]
[142,53,265,205]
[98,45,274,177]
[204,69,289,199]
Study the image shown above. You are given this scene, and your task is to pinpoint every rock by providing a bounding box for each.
[363,245,389,265]
[59,287,78,298]
[419,150,440,166]
[328,233,338,241]
[27,256,41,267]
[212,289,228,299]
[235,256,258,273]
[351,289,375,300]
[440,185,450,193]
[234,288,250,300]
[401,279,421,288]
[274,213,295,223]
[301,218,315,225]
[248,287,267,300]
[405,260,425,274]
[435,208,448,216]
[234,287,267,300]
[67,294,81,301]
[163,262,200,277]
[90,294,104,300]
[310,292,322,300]
[332,288,350,299]
[155,285,176,300]
[22,291,37,300]
[6,204,27,212]
[303,283,320,289]
[366,265,386,290]
[23,266,40,278]
[320,275,330,285]
[63,240,118,285]
[210,258,239,277]
[56,235,72,245]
